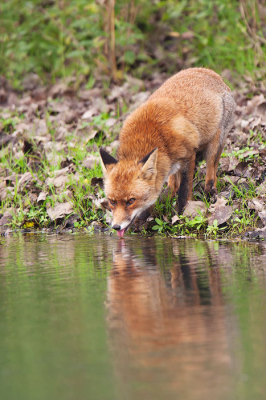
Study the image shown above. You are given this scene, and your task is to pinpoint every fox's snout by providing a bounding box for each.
[112,224,122,231]
[111,207,134,231]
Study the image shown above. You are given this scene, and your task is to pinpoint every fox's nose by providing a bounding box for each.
[112,224,121,231]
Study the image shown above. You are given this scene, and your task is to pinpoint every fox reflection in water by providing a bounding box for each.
[106,238,235,400]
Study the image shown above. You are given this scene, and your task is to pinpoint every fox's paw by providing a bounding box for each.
[204,180,217,196]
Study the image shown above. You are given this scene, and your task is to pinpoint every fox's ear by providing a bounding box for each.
[99,148,118,174]
[139,148,158,180]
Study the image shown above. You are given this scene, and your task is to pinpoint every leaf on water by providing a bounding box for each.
[47,202,73,221]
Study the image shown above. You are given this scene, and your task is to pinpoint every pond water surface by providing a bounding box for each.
[1,234,266,400]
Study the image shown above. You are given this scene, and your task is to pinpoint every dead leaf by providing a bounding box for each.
[258,211,266,226]
[246,227,266,239]
[55,125,68,141]
[48,101,69,114]
[256,181,266,195]
[183,201,207,218]
[82,155,99,169]
[78,88,102,100]
[181,31,194,39]
[50,82,68,98]
[222,175,240,185]
[171,215,180,224]
[37,192,47,203]
[64,110,78,124]
[218,189,234,200]
[0,134,15,147]
[54,166,73,176]
[61,189,73,200]
[105,118,117,128]
[240,150,259,159]
[0,182,7,201]
[107,84,129,102]
[81,107,99,120]
[3,175,17,186]
[209,197,228,212]
[247,198,265,212]
[33,120,48,136]
[246,94,265,114]
[19,172,35,187]
[0,214,13,226]
[250,117,262,130]
[169,31,180,38]
[257,102,266,117]
[47,202,73,221]
[46,175,68,188]
[22,73,41,91]
[208,205,233,226]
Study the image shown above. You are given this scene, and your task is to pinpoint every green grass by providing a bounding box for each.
[0,108,263,238]
[1,0,265,87]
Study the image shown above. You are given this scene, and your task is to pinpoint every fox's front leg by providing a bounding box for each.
[204,129,223,195]
[168,171,181,197]
[177,153,196,214]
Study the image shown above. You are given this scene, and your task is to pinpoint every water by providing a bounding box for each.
[0,234,266,400]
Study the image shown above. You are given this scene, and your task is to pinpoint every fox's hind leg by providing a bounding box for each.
[205,94,235,194]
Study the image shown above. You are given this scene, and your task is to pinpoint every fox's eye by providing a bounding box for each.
[109,199,116,207]
[126,198,135,206]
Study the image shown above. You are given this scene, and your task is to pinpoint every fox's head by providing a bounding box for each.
[99,148,159,237]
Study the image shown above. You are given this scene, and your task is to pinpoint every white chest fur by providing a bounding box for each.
[168,162,181,177]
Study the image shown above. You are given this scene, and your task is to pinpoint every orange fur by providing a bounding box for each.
[100,68,235,233]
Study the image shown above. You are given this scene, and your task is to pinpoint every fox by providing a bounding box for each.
[100,68,236,238]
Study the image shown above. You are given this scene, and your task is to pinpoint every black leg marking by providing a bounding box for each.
[205,179,214,194]
[177,169,189,214]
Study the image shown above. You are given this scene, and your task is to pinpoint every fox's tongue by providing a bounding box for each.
[117,229,125,238]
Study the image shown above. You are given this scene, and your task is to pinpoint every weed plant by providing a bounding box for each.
[1,0,265,86]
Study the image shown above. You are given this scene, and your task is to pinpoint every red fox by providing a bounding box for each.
[100,68,235,237]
